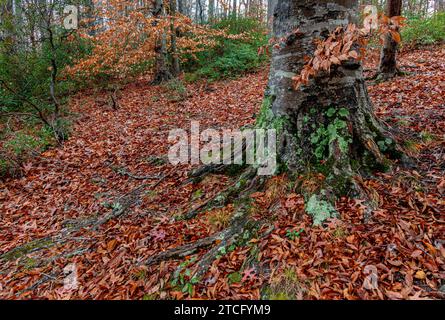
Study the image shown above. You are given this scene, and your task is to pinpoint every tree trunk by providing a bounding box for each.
[169,0,181,76]
[267,0,278,25]
[0,0,15,54]
[436,0,445,12]
[267,0,277,32]
[177,0,184,14]
[152,0,173,84]
[209,0,215,21]
[378,0,402,79]
[261,0,401,223]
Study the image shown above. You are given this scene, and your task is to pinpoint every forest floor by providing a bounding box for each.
[0,45,444,300]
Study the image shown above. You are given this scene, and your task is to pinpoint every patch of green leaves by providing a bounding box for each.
[285,228,304,241]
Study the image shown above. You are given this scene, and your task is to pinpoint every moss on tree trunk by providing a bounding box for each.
[262,0,403,224]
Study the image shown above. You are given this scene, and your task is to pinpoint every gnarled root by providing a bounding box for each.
[186,141,249,184]
[184,167,258,219]
[145,168,267,281]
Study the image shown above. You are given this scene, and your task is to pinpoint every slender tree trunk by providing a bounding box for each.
[169,0,180,76]
[1,0,16,54]
[436,0,445,12]
[152,0,173,84]
[262,0,401,223]
[232,0,237,17]
[178,0,185,15]
[209,0,215,21]
[194,0,199,22]
[378,0,403,79]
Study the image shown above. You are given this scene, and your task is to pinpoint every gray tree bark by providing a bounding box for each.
[435,0,445,12]
[209,0,215,20]
[267,0,278,23]
[169,0,181,76]
[262,0,401,213]
[178,0,185,15]
[152,0,173,84]
[378,0,402,79]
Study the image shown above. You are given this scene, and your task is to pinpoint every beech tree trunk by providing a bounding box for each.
[177,0,185,15]
[209,0,215,20]
[261,0,401,219]
[152,0,173,84]
[437,0,445,12]
[267,0,277,25]
[169,0,181,76]
[378,0,402,79]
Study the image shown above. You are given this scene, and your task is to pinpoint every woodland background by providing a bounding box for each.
[0,0,444,299]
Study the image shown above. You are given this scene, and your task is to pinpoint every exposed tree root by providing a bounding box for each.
[145,224,237,267]
[146,167,267,282]
[184,167,258,219]
[185,141,249,184]
[92,182,151,228]
[366,67,406,82]
[0,174,167,263]
[146,203,256,280]
[14,247,91,297]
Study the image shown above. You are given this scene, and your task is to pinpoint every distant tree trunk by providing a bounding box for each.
[198,0,204,23]
[378,0,403,79]
[0,0,15,54]
[436,0,445,12]
[178,0,185,15]
[232,0,237,17]
[169,0,180,76]
[194,0,204,23]
[263,0,401,222]
[194,0,199,21]
[152,0,173,84]
[209,0,215,20]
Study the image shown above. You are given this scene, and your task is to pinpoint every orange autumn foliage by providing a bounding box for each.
[292,13,406,89]
[65,0,242,80]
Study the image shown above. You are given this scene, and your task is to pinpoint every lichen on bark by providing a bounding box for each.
[261,0,404,224]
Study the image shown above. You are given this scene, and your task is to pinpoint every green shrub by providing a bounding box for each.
[0,125,57,178]
[183,17,268,81]
[193,42,266,80]
[163,78,188,101]
[401,13,445,46]
[0,158,12,177]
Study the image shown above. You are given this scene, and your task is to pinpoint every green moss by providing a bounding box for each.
[22,257,39,270]
[256,96,274,128]
[268,292,292,300]
[420,131,434,143]
[227,272,242,284]
[333,226,348,239]
[262,267,304,300]
[0,238,54,262]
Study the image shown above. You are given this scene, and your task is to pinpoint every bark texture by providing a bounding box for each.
[378,0,402,79]
[151,0,173,84]
[169,0,181,76]
[262,0,400,216]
